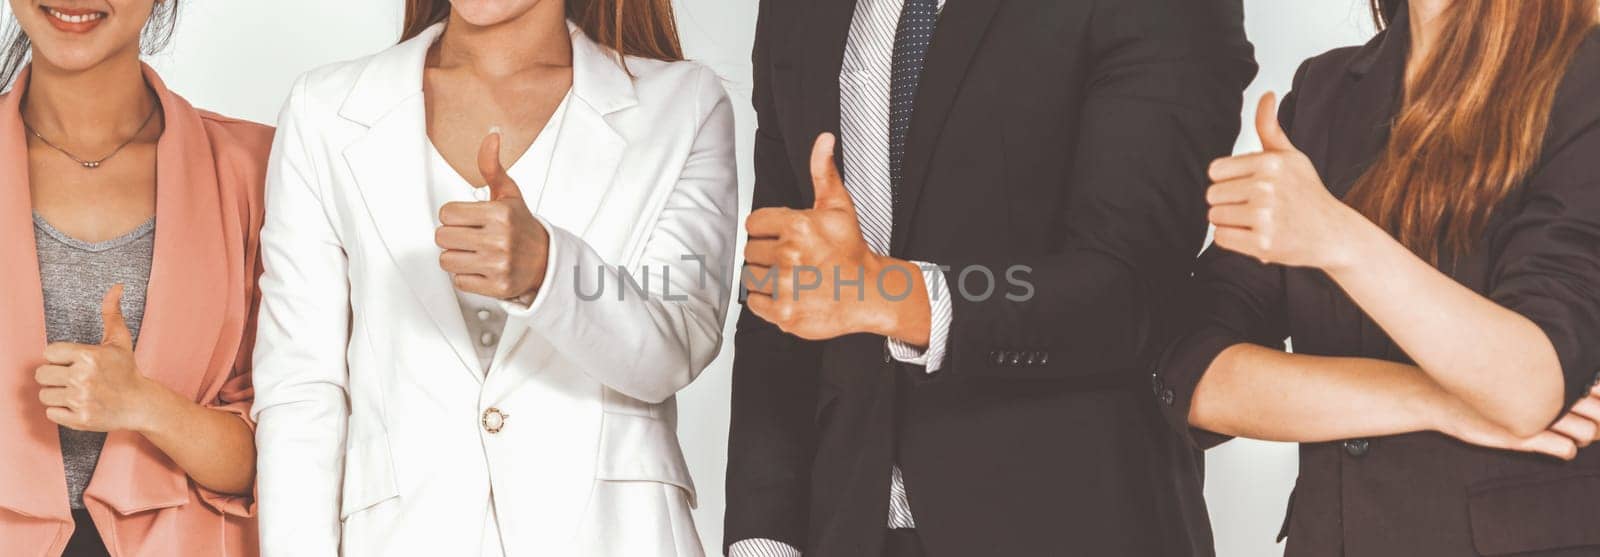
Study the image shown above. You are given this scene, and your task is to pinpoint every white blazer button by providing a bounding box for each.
[477,309,493,321]
[482,407,509,433]
[480,331,498,347]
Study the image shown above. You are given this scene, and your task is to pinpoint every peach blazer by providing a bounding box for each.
[0,65,272,557]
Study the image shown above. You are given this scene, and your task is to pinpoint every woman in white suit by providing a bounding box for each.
[249,0,736,555]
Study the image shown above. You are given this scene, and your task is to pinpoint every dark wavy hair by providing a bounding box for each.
[1,1,181,89]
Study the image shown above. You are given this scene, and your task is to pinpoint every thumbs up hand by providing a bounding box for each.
[436,132,551,303]
[1206,93,1364,270]
[35,284,160,432]
[742,133,930,343]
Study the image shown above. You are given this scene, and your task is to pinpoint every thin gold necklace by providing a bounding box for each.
[23,103,159,170]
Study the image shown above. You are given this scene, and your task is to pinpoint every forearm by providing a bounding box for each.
[1326,218,1565,434]
[1190,344,1456,442]
[520,220,731,403]
[136,384,256,495]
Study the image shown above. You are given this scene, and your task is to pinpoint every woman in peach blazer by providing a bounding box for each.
[0,1,269,556]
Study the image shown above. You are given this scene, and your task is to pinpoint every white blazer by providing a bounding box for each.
[250,22,736,557]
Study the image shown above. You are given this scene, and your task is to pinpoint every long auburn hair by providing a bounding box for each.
[1348,0,1597,263]
[401,0,682,61]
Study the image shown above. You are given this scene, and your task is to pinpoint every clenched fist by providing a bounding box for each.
[436,132,551,303]
[1206,93,1366,270]
[35,284,160,432]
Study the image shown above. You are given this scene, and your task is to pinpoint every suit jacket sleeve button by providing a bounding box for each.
[1007,352,1022,366]
[991,351,1005,365]
[1160,389,1176,406]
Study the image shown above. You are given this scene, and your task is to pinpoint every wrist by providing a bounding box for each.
[1320,206,1384,275]
[513,225,554,305]
[509,287,538,307]
[129,378,182,436]
[868,257,931,344]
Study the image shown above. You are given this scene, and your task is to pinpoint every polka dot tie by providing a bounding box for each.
[889,0,938,213]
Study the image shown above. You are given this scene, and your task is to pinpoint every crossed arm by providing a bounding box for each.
[1175,85,1600,455]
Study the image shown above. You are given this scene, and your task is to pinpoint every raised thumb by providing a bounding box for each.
[478,131,523,201]
[1255,92,1295,152]
[809,133,851,210]
[100,284,133,349]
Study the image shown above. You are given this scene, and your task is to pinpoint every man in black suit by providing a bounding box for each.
[725,0,1256,555]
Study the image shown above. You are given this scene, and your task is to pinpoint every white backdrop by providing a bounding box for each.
[1,1,1375,555]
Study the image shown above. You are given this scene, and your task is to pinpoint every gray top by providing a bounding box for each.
[34,212,154,510]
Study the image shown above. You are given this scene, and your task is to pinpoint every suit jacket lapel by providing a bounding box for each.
[340,23,483,383]
[529,25,634,239]
[87,66,234,516]
[1322,16,1406,357]
[0,67,68,523]
[490,24,631,370]
[1324,12,1407,199]
[797,0,858,206]
[893,0,1003,254]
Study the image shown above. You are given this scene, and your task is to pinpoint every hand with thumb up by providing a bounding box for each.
[1206,93,1365,270]
[741,133,931,343]
[35,284,161,433]
[436,132,551,303]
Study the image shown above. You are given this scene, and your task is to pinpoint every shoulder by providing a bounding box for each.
[182,106,274,219]
[1277,43,1367,121]
[277,54,375,120]
[1291,45,1365,89]
[1548,30,1600,147]
[198,110,275,159]
[622,57,731,120]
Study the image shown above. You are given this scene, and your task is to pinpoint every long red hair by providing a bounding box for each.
[1349,0,1597,263]
[401,0,683,61]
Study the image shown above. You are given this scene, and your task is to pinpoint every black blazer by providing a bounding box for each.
[1157,13,1600,557]
[725,0,1256,555]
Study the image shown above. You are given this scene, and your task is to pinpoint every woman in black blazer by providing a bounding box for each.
[1157,0,1600,555]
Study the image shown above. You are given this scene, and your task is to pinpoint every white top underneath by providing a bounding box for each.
[425,92,572,374]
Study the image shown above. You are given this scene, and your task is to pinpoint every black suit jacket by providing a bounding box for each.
[726,1,1256,555]
[1158,13,1600,557]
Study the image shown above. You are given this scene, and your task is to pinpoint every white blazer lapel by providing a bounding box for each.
[340,24,484,382]
[531,23,637,238]
[536,107,626,237]
[491,25,634,369]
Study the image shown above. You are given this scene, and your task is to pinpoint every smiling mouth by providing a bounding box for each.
[41,6,108,25]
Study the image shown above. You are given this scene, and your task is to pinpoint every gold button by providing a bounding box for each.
[482,407,509,434]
